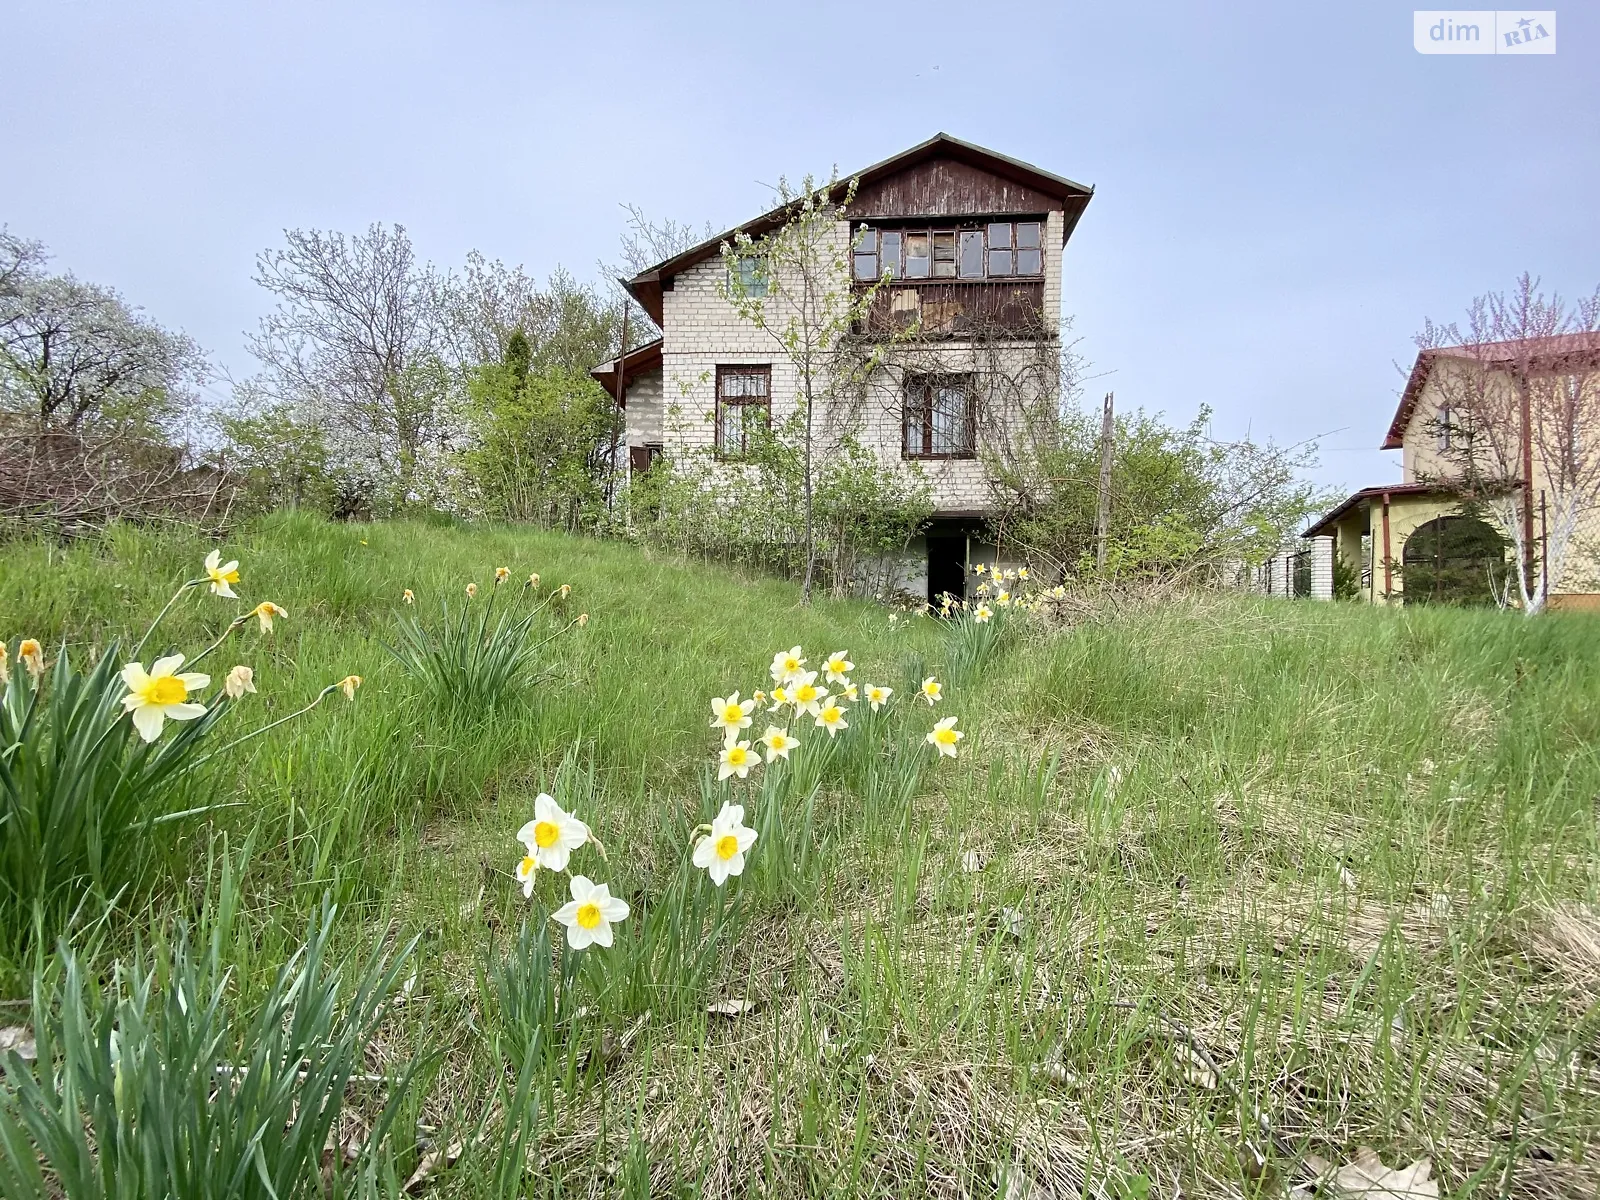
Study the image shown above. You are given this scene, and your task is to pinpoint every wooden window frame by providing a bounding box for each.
[855,220,1046,283]
[715,365,772,458]
[902,373,977,460]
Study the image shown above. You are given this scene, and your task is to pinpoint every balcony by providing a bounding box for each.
[852,280,1048,340]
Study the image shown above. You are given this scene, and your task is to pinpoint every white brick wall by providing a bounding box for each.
[628,212,1065,515]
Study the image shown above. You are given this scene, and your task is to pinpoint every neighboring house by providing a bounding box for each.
[1307,333,1600,608]
[590,133,1093,605]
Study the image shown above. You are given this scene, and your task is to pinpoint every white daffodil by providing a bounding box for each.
[402,589,415,604]
[769,645,806,685]
[203,550,240,598]
[251,601,287,633]
[692,802,758,886]
[995,591,1012,607]
[718,741,756,781]
[841,682,859,703]
[516,792,590,872]
[972,604,994,624]
[1017,566,1030,581]
[814,700,848,738]
[920,676,942,706]
[515,852,538,897]
[768,686,790,712]
[975,580,992,596]
[789,672,826,718]
[927,715,964,758]
[710,691,757,743]
[972,563,987,576]
[823,651,854,685]
[865,684,893,711]
[551,875,629,950]
[120,655,210,742]
[760,726,798,762]
[223,664,256,699]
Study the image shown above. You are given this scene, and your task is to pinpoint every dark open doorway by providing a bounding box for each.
[927,534,966,608]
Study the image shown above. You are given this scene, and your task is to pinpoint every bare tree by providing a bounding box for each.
[248,224,448,506]
[0,237,206,436]
[720,174,892,605]
[1415,274,1600,612]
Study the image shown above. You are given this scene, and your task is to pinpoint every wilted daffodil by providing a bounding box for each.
[551,875,629,950]
[770,645,806,685]
[710,691,757,742]
[466,582,479,598]
[768,685,791,712]
[823,651,853,684]
[517,792,591,872]
[927,715,964,758]
[865,684,892,712]
[760,725,797,762]
[814,700,849,738]
[841,682,859,703]
[252,601,287,633]
[223,664,256,699]
[718,740,757,781]
[494,566,510,584]
[790,672,826,717]
[121,655,210,742]
[402,589,415,605]
[203,550,240,598]
[337,675,362,700]
[18,638,44,680]
[920,676,942,706]
[692,802,758,886]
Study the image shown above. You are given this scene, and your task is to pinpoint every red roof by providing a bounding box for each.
[622,133,1094,327]
[1384,332,1600,449]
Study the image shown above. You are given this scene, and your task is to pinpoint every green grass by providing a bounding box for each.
[2,511,1599,1197]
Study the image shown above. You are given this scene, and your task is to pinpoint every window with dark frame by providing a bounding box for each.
[902,374,976,459]
[715,365,771,457]
[854,221,1044,282]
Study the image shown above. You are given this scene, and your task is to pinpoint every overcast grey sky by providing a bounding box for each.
[3,1,1595,491]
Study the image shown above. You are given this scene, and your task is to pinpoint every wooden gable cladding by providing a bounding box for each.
[847,157,1061,221]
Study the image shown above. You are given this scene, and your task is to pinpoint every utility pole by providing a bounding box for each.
[1095,391,1115,573]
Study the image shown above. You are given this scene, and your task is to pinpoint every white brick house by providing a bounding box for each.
[592,133,1094,605]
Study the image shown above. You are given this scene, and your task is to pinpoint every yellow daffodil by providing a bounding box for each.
[769,645,806,685]
[973,604,994,624]
[551,875,629,950]
[517,792,591,872]
[251,601,287,633]
[975,580,991,596]
[760,725,798,762]
[0,643,9,685]
[814,701,848,737]
[692,801,758,886]
[718,741,756,781]
[1017,566,1030,580]
[768,685,791,712]
[789,672,826,718]
[841,682,859,703]
[223,664,256,699]
[494,566,510,584]
[337,675,361,700]
[823,651,853,685]
[120,654,210,742]
[995,591,1011,607]
[865,684,893,711]
[18,639,44,680]
[920,676,942,706]
[203,550,240,598]
[402,589,415,604]
[1051,584,1067,599]
[927,715,964,758]
[710,691,757,743]
[515,852,538,897]
[972,563,987,575]
[938,597,953,617]
[752,690,767,705]
[465,582,478,598]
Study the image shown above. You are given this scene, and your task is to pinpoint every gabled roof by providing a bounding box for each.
[623,133,1094,326]
[1384,332,1600,449]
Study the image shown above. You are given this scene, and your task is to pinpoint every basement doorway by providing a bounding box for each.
[927,534,967,609]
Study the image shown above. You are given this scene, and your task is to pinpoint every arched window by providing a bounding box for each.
[1400,513,1508,606]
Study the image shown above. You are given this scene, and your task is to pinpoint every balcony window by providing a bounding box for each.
[903,374,976,459]
[959,230,984,278]
[716,365,771,457]
[904,233,931,278]
[853,220,1046,283]
[853,228,878,281]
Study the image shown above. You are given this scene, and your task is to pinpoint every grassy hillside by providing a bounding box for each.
[2,513,1598,1198]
